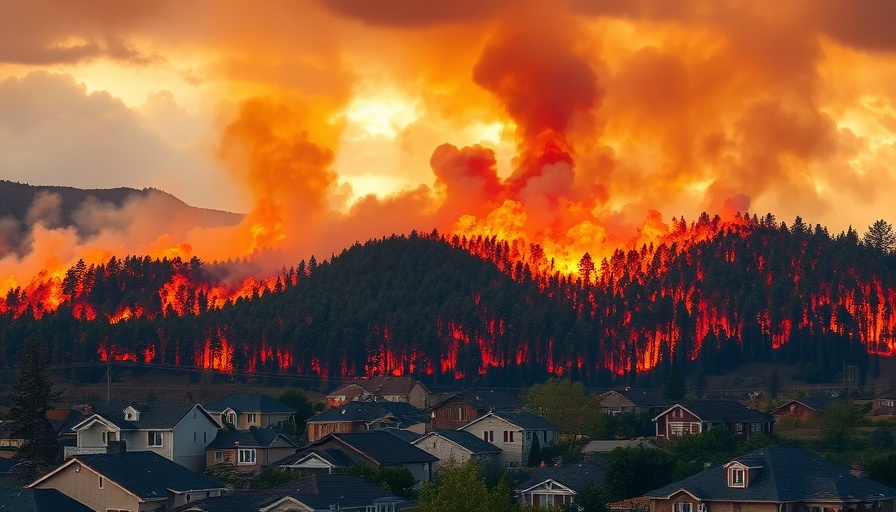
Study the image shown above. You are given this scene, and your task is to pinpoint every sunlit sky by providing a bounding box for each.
[1,0,895,285]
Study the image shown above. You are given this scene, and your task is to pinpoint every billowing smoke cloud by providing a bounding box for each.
[1,0,895,290]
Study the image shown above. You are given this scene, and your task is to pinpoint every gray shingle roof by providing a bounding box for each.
[72,451,226,498]
[280,431,437,467]
[0,488,92,512]
[434,389,520,411]
[307,401,429,428]
[414,430,503,455]
[516,462,606,493]
[172,474,408,512]
[645,445,896,502]
[206,427,297,450]
[204,393,296,414]
[90,402,215,430]
[659,401,774,423]
[601,389,672,408]
[477,410,557,431]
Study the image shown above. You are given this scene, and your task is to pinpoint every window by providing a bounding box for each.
[503,431,514,443]
[731,468,745,487]
[527,431,531,440]
[204,432,207,443]
[238,448,256,465]
[453,408,467,421]
[483,430,494,442]
[247,413,257,424]
[676,502,693,512]
[226,413,236,425]
[99,476,104,489]
[102,431,107,444]
[735,423,744,434]
[147,431,163,447]
[751,422,762,433]
[214,451,223,462]
[543,431,548,443]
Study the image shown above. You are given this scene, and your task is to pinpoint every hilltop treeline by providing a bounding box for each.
[1,215,895,388]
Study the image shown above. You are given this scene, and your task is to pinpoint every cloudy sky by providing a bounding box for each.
[1,0,895,288]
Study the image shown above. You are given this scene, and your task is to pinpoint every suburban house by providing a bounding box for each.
[0,407,88,453]
[326,376,431,409]
[205,426,299,474]
[204,393,296,430]
[598,389,672,416]
[653,401,774,442]
[306,401,431,442]
[770,397,832,418]
[515,461,606,508]
[67,402,221,471]
[643,445,896,512]
[873,389,896,415]
[28,450,227,512]
[0,488,92,512]
[172,474,410,512]
[459,410,557,467]
[277,430,438,483]
[431,389,520,430]
[411,430,502,471]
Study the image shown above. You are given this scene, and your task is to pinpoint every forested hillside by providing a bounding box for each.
[1,214,895,388]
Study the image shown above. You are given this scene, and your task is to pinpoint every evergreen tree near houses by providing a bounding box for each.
[10,338,61,463]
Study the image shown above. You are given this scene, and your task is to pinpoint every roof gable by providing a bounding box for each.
[654,401,774,423]
[32,451,226,499]
[516,462,606,494]
[645,445,896,502]
[462,410,557,431]
[413,430,502,455]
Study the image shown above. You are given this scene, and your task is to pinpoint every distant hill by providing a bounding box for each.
[0,180,241,231]
[1,218,895,391]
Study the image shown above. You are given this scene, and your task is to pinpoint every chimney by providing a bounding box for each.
[850,462,866,478]
[106,440,126,454]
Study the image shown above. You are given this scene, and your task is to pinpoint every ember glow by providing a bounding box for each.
[1,1,895,379]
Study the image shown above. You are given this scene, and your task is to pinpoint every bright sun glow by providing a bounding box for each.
[342,94,419,140]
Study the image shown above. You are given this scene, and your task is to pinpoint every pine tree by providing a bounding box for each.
[10,338,62,462]
[863,219,896,254]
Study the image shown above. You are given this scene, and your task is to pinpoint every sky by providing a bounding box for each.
[1,0,895,289]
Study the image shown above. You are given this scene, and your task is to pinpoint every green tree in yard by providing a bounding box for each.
[526,378,604,444]
[10,338,61,463]
[417,459,516,512]
[816,400,860,449]
[603,446,676,502]
[346,464,417,499]
[278,387,323,439]
[865,453,896,487]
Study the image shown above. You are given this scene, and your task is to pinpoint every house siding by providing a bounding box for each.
[873,398,896,416]
[461,416,555,466]
[432,398,480,430]
[413,435,480,471]
[31,462,148,512]
[172,407,220,472]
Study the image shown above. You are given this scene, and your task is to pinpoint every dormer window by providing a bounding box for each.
[731,468,745,487]
[124,406,140,421]
[726,461,759,488]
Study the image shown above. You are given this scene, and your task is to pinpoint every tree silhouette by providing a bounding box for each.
[10,338,61,463]
[863,219,896,254]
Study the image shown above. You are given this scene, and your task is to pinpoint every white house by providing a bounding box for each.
[459,410,557,467]
[67,402,221,472]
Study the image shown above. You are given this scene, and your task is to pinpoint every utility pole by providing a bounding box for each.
[106,358,111,405]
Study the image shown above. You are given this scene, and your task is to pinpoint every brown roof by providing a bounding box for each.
[344,376,427,397]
